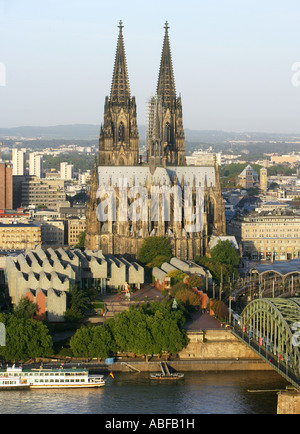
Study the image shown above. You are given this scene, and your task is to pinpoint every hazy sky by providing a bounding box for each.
[1,0,300,133]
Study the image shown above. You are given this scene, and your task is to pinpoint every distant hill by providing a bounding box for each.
[0,124,101,140]
[1,124,299,144]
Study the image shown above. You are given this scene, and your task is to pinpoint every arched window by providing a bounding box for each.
[164,123,171,143]
[152,143,155,156]
[118,122,125,142]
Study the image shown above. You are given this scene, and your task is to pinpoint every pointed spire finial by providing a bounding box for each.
[157,20,176,104]
[110,20,131,103]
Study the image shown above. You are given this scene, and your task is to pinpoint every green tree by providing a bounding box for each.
[69,302,188,358]
[194,256,237,284]
[210,300,229,322]
[69,326,92,357]
[13,297,37,319]
[70,323,117,359]
[65,285,90,324]
[210,240,240,267]
[0,314,53,362]
[137,237,172,265]
[146,255,171,270]
[175,288,201,308]
[75,231,86,250]
[185,275,204,289]
[167,270,187,286]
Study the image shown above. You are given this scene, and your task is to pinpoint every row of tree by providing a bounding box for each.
[70,302,188,359]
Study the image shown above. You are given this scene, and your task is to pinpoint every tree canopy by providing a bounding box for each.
[70,302,188,358]
[137,237,172,266]
[194,256,238,284]
[210,240,240,267]
[0,313,53,362]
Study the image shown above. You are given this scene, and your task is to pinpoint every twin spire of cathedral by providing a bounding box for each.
[110,20,176,107]
[99,20,185,168]
[110,20,131,105]
[157,21,177,107]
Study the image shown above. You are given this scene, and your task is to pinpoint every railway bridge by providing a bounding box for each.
[232,298,300,391]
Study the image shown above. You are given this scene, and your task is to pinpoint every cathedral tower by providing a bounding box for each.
[147,22,185,169]
[99,21,139,166]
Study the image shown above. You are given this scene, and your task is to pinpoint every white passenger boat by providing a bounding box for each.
[0,366,105,389]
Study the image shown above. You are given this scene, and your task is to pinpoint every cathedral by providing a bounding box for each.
[85,21,226,260]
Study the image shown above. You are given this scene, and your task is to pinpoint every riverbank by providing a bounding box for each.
[91,358,274,373]
[19,358,273,373]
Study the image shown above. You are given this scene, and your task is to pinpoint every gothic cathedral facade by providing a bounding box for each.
[85,21,226,259]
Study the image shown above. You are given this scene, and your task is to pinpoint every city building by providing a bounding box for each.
[260,167,268,194]
[78,171,91,185]
[237,165,259,189]
[0,162,13,209]
[68,218,86,246]
[5,247,144,322]
[21,178,68,209]
[60,162,74,180]
[59,206,86,219]
[0,208,30,223]
[186,150,222,166]
[152,257,212,291]
[12,149,26,176]
[270,154,300,165]
[29,153,43,178]
[228,209,300,261]
[85,22,225,259]
[0,223,41,250]
[39,220,65,247]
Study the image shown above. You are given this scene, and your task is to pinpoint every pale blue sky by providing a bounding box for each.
[1,0,300,132]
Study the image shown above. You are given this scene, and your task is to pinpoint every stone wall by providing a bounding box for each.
[179,330,263,360]
[277,391,300,414]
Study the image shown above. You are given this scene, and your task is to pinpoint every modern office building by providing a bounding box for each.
[21,178,67,209]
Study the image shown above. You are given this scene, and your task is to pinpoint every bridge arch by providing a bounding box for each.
[240,298,300,383]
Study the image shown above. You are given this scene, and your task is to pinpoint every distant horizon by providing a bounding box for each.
[1,123,300,137]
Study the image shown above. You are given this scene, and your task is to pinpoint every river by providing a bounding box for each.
[0,370,289,414]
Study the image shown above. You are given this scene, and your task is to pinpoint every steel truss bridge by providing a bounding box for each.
[232,298,300,390]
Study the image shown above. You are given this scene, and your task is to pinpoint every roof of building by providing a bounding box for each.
[251,259,300,276]
[0,223,40,228]
[209,235,239,250]
[239,165,258,177]
[97,165,217,189]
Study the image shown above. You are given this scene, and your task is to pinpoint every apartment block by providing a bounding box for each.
[29,153,43,178]
[12,149,26,176]
[60,162,74,180]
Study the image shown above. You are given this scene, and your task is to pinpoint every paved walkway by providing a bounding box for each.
[88,286,223,331]
[184,311,222,330]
